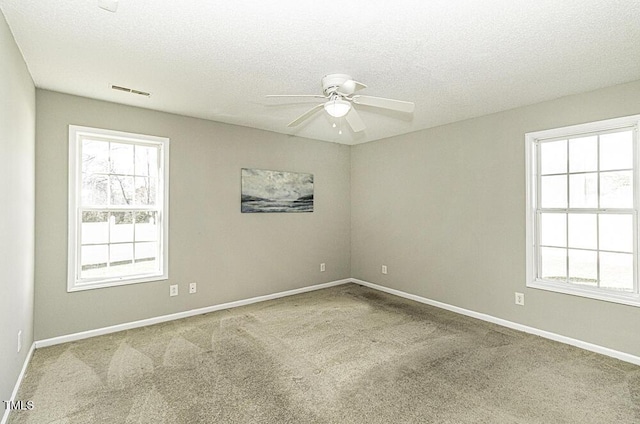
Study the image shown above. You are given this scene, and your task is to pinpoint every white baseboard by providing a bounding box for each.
[35,278,352,349]
[1,342,35,424]
[33,276,640,365]
[352,278,640,366]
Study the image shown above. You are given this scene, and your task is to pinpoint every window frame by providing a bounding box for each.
[525,115,639,307]
[68,125,170,292]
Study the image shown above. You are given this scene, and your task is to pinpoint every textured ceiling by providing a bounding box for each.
[2,0,640,145]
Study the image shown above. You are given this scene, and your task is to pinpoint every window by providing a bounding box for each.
[526,115,638,306]
[68,126,169,291]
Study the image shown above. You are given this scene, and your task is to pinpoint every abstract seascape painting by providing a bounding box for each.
[241,168,314,213]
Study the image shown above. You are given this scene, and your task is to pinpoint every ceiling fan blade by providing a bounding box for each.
[287,103,324,127]
[266,94,326,99]
[345,107,366,132]
[352,95,415,113]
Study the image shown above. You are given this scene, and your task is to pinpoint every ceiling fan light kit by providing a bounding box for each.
[324,97,351,118]
[267,74,415,133]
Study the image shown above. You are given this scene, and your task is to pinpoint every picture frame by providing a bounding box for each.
[241,168,314,213]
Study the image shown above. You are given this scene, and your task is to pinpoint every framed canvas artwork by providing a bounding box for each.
[241,168,314,213]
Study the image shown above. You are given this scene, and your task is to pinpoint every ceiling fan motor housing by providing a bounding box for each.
[322,74,354,96]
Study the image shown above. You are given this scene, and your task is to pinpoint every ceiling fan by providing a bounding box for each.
[266,74,415,133]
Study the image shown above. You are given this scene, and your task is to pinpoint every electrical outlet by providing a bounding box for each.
[189,282,197,294]
[170,284,179,297]
[17,330,22,353]
[381,265,388,275]
[320,263,326,272]
[515,292,525,306]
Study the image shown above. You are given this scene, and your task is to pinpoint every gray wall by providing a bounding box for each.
[0,11,35,404]
[35,90,351,340]
[32,78,640,357]
[351,79,640,357]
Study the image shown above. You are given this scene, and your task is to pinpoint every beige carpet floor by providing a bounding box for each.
[8,283,640,423]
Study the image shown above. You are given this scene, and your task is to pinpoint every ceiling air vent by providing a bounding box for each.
[110,84,151,97]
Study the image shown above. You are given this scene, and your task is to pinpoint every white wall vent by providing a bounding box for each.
[110,84,150,97]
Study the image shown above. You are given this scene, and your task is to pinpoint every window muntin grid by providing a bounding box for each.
[68,126,169,291]
[527,119,639,306]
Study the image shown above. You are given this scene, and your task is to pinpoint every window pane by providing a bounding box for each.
[134,241,158,275]
[81,211,108,244]
[132,241,159,275]
[80,244,109,279]
[569,136,597,173]
[541,247,566,282]
[135,212,157,242]
[540,140,567,175]
[600,130,633,171]
[600,252,633,292]
[540,213,566,247]
[109,243,133,266]
[110,142,134,175]
[135,145,158,177]
[569,173,597,208]
[600,171,633,208]
[110,176,135,205]
[568,213,596,249]
[131,258,159,275]
[134,241,157,261]
[82,139,109,174]
[135,177,157,205]
[80,244,108,270]
[82,174,108,206]
[541,175,567,208]
[599,214,633,253]
[568,249,597,286]
[110,212,134,243]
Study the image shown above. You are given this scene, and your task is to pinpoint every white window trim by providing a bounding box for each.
[525,114,640,307]
[68,125,169,292]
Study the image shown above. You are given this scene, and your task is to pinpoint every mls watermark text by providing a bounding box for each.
[3,400,34,411]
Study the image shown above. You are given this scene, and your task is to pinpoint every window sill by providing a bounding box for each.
[528,279,640,308]
[68,273,168,292]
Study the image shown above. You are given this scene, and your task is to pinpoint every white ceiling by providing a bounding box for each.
[2,1,640,145]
